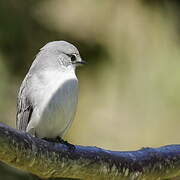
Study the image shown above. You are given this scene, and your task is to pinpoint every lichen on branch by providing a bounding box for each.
[0,123,179,180]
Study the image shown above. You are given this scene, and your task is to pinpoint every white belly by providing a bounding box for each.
[26,70,78,138]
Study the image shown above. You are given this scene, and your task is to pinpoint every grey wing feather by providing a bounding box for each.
[16,76,33,131]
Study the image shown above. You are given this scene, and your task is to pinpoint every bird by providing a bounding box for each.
[16,41,85,141]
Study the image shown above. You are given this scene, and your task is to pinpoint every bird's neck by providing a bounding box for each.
[59,65,76,73]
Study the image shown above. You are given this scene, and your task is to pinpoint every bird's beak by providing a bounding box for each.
[75,60,86,65]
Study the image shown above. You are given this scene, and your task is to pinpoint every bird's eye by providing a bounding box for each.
[70,54,76,62]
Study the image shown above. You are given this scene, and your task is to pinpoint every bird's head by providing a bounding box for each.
[39,41,85,70]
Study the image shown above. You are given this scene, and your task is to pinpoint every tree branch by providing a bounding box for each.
[0,123,179,180]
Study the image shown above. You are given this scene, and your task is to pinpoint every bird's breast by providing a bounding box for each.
[29,70,78,138]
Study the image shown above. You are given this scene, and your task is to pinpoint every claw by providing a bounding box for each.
[42,136,75,150]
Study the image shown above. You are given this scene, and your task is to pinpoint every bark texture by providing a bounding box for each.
[0,123,179,180]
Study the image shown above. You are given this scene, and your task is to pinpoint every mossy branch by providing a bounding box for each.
[0,123,179,180]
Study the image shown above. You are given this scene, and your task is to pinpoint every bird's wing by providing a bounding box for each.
[16,76,33,131]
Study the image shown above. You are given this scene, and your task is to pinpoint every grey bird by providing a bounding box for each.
[16,41,85,139]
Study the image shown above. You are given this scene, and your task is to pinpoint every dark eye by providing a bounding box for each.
[70,54,76,62]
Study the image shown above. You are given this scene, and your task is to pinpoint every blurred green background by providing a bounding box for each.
[0,0,180,179]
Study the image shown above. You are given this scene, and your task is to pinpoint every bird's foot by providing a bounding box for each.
[56,136,75,150]
[43,136,75,150]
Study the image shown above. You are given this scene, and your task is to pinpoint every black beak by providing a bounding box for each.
[76,60,86,65]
